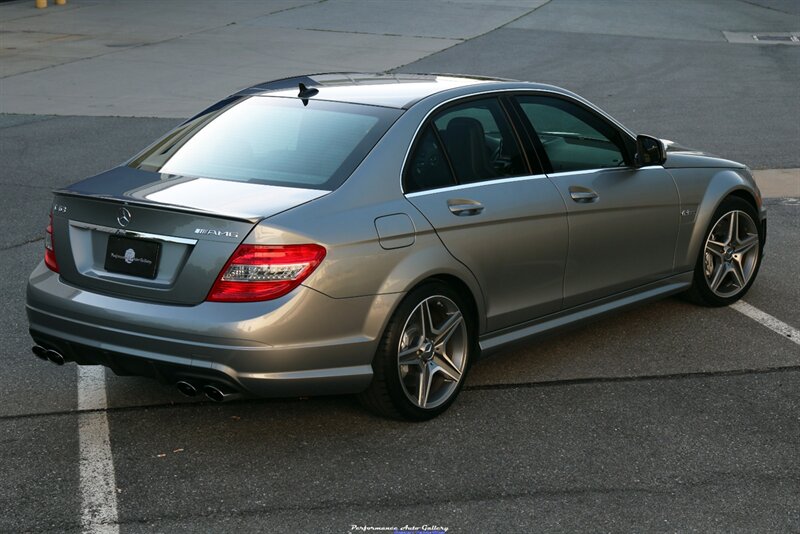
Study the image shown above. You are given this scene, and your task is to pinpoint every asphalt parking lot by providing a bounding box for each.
[1,1,799,532]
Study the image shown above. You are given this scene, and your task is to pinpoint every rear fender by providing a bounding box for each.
[312,230,487,334]
[252,201,488,333]
[371,232,488,333]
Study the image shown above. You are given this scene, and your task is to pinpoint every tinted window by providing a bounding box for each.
[131,97,401,190]
[432,98,526,184]
[405,126,456,193]
[517,96,626,172]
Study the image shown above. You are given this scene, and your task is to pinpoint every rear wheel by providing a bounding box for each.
[685,197,763,307]
[359,282,473,421]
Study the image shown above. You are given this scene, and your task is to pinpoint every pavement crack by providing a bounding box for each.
[276,26,463,41]
[0,236,43,251]
[0,114,57,130]
[390,0,552,73]
[267,0,328,16]
[4,182,53,190]
[736,0,797,15]
[464,365,800,392]
[0,0,328,81]
[2,365,798,422]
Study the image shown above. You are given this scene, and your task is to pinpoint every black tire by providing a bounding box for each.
[685,196,763,307]
[358,282,474,421]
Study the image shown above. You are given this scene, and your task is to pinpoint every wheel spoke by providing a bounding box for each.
[433,354,462,383]
[708,263,728,291]
[398,347,420,368]
[726,211,738,244]
[730,261,745,288]
[415,303,426,340]
[419,300,434,340]
[705,240,726,258]
[417,362,433,408]
[736,234,758,255]
[433,311,463,348]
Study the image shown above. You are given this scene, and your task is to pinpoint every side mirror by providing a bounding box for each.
[634,134,666,168]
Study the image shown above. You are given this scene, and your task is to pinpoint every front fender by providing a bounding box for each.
[672,167,761,271]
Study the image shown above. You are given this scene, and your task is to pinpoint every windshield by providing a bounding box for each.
[130,96,402,190]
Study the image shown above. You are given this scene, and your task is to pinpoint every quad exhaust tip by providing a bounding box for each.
[176,381,198,397]
[202,385,228,403]
[32,345,48,360]
[179,383,237,402]
[32,345,65,365]
[46,350,65,365]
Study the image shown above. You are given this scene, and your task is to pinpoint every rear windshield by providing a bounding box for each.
[130,96,402,190]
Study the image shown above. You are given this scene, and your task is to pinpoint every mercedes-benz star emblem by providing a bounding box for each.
[117,207,132,227]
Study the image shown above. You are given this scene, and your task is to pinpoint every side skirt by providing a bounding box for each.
[478,272,693,356]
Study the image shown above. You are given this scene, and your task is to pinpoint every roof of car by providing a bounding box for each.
[234,72,523,109]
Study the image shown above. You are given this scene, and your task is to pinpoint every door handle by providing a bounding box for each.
[447,198,484,216]
[569,188,599,203]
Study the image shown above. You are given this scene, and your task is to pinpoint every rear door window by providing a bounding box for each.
[405,126,456,193]
[431,98,527,184]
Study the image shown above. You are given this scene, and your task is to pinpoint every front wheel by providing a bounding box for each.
[685,197,763,307]
[359,282,473,421]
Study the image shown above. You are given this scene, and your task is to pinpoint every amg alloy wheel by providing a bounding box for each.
[359,283,472,420]
[687,197,763,307]
[397,295,468,410]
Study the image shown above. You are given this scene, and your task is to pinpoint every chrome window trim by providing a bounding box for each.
[69,220,198,245]
[400,86,636,195]
[405,173,548,198]
[405,165,667,196]
[546,168,607,178]
[546,165,664,178]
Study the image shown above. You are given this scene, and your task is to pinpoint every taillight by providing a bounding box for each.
[207,244,326,302]
[44,212,59,273]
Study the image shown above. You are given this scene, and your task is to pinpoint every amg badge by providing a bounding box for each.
[195,228,240,238]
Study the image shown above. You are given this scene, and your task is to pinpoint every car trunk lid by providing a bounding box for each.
[51,167,328,305]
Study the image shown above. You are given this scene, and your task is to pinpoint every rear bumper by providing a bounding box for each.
[26,262,401,397]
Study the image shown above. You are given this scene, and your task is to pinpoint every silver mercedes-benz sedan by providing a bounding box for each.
[26,73,766,420]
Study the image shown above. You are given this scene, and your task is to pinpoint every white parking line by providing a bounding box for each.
[78,366,120,534]
[731,301,800,346]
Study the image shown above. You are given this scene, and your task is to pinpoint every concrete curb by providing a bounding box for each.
[753,169,800,198]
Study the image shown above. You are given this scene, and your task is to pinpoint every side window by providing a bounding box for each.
[404,126,456,193]
[517,96,627,173]
[432,98,526,184]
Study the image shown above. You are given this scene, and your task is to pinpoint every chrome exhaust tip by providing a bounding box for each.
[202,385,227,403]
[32,345,48,360]
[176,381,198,397]
[45,350,65,365]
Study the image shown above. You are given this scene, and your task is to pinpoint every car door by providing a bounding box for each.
[512,94,680,308]
[404,96,568,332]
